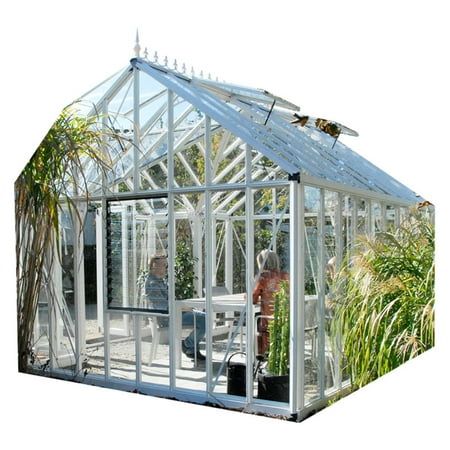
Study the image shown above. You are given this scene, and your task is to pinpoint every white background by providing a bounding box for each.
[0,1,448,448]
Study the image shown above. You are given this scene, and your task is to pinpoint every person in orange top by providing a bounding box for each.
[253,250,289,356]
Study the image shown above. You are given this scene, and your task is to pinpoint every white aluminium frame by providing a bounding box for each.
[44,59,416,421]
[93,84,297,416]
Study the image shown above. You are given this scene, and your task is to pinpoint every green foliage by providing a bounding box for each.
[331,210,435,388]
[15,105,112,372]
[174,239,197,300]
[267,280,290,376]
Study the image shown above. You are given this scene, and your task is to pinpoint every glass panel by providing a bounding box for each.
[106,197,168,311]
[174,193,206,390]
[51,206,77,372]
[399,206,408,225]
[304,186,320,404]
[341,196,354,385]
[83,202,105,377]
[251,149,289,183]
[341,195,354,256]
[173,98,206,188]
[210,190,247,396]
[210,129,247,185]
[253,186,290,404]
[324,191,339,393]
[372,201,382,234]
[108,78,134,119]
[174,141,205,188]
[30,290,51,371]
[140,105,169,190]
[140,313,170,387]
[386,205,396,231]
[356,198,368,236]
[108,312,136,381]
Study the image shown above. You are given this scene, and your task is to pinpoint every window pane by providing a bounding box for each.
[106,197,168,311]
[253,186,290,403]
[304,186,320,404]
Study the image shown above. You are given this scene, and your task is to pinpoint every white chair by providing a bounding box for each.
[205,286,234,337]
[148,317,161,366]
[148,316,169,366]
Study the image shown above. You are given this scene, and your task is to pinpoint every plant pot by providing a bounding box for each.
[226,352,246,397]
[257,371,289,402]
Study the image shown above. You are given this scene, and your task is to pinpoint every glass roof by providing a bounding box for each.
[77,58,420,203]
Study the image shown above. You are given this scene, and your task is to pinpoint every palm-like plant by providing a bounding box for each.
[15,105,111,372]
[331,209,435,388]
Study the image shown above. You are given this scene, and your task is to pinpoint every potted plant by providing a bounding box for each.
[257,280,290,402]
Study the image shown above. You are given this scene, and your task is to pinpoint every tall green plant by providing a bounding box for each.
[331,210,434,388]
[267,280,290,376]
[174,239,197,300]
[15,105,111,372]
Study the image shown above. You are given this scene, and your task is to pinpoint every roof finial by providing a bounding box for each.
[173,59,178,71]
[153,51,158,63]
[134,29,141,58]
[144,47,149,59]
[200,70,204,78]
[215,76,219,82]
[163,56,168,66]
[208,73,212,80]
[182,63,186,74]
[191,66,195,77]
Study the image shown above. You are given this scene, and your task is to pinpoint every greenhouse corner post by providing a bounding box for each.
[289,177,304,413]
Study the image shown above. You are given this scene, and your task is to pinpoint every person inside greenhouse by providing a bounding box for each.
[145,255,206,362]
[253,250,289,356]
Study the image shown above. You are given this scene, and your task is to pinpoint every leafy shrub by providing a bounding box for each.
[331,210,434,388]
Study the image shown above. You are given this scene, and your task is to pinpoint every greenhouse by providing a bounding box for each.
[16,37,431,421]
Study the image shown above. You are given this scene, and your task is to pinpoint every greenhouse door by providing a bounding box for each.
[105,195,172,387]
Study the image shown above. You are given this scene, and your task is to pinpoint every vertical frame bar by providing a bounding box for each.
[334,192,343,389]
[101,124,111,379]
[133,64,140,192]
[211,217,217,286]
[367,198,373,237]
[192,215,203,296]
[167,90,176,390]
[73,202,86,375]
[133,202,142,385]
[297,181,306,412]
[380,202,387,232]
[317,188,326,399]
[225,219,233,293]
[289,179,301,413]
[394,206,400,229]
[121,207,130,335]
[135,315,142,385]
[245,143,255,404]
[49,239,61,371]
[351,196,357,249]
[204,116,213,393]
[95,209,104,332]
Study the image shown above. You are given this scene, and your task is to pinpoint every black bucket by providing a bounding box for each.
[227,352,246,397]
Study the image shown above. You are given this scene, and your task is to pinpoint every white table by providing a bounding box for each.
[174,293,247,368]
